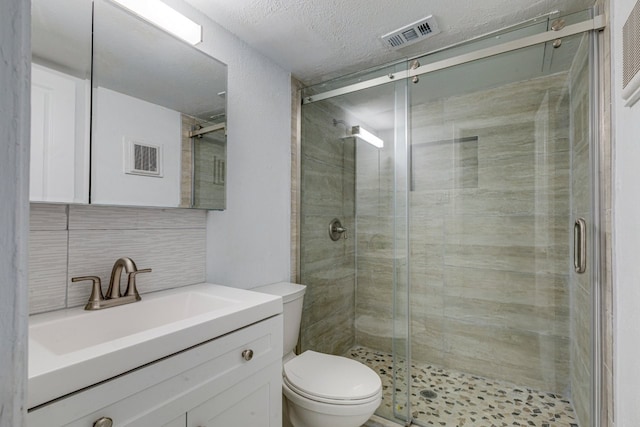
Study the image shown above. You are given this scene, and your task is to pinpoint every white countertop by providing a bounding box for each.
[28,283,282,409]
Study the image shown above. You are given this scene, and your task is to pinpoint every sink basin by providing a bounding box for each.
[31,291,233,355]
[28,283,282,409]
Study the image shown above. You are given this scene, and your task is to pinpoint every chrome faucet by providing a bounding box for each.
[72,257,152,310]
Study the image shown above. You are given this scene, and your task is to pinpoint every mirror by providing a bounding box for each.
[92,0,227,209]
[30,0,92,204]
[30,0,228,210]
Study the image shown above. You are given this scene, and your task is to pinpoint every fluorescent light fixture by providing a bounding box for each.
[111,0,202,45]
[351,125,384,148]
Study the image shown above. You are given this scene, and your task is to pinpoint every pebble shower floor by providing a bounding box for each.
[348,346,580,427]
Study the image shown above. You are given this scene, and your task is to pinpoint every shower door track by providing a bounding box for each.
[302,14,605,105]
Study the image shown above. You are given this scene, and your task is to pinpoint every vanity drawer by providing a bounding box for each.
[27,315,283,427]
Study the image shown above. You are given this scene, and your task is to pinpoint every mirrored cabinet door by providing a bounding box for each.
[30,0,228,210]
[31,0,92,204]
[91,0,227,209]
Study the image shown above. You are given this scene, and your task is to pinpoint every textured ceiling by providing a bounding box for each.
[185,0,595,84]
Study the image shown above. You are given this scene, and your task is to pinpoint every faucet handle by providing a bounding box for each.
[124,268,152,299]
[72,276,104,310]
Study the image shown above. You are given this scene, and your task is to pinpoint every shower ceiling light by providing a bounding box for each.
[110,0,202,45]
[351,126,384,148]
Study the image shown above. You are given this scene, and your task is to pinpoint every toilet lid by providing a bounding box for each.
[283,351,381,401]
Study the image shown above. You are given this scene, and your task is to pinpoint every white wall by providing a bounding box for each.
[169,0,292,288]
[612,0,640,425]
[0,0,30,425]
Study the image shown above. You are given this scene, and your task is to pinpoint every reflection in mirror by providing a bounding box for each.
[30,0,92,203]
[92,0,227,209]
[181,117,227,209]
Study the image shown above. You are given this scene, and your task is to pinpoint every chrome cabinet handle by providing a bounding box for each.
[242,349,254,361]
[574,218,587,274]
[93,417,113,427]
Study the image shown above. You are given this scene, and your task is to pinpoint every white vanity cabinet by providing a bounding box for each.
[27,315,283,427]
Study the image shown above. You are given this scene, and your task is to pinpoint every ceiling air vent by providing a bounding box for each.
[381,15,440,50]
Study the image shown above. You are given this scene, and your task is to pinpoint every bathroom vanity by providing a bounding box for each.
[27,284,283,427]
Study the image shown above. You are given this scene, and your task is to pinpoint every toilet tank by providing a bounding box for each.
[251,282,306,357]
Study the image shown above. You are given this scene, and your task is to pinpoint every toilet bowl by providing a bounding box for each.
[283,350,382,427]
[252,282,382,427]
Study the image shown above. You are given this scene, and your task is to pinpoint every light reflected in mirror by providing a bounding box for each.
[92,0,227,209]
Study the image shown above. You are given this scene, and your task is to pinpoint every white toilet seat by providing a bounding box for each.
[283,376,382,406]
[283,350,382,405]
[283,379,382,417]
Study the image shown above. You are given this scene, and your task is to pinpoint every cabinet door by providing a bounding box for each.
[188,361,281,427]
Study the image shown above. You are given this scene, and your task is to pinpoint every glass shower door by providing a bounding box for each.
[299,12,600,426]
[299,62,411,423]
[406,31,596,427]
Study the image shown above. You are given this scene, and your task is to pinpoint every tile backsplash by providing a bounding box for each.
[29,204,207,314]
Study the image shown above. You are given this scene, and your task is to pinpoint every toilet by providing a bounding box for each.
[252,282,382,427]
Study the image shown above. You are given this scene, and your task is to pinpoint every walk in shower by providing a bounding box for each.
[298,9,602,427]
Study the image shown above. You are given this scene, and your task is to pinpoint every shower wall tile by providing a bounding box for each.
[476,150,570,191]
[300,214,355,267]
[443,267,568,306]
[300,98,356,356]
[443,293,569,335]
[29,204,207,314]
[355,312,393,353]
[442,318,570,393]
[305,299,355,355]
[302,161,349,215]
[409,190,452,218]
[410,316,445,365]
[442,73,568,120]
[443,243,569,275]
[302,102,356,170]
[444,214,569,247]
[301,265,355,325]
[572,140,591,215]
[451,188,570,217]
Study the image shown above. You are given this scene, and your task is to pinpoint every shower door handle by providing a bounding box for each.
[574,218,587,274]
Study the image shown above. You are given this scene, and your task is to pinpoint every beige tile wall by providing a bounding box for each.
[28,204,206,314]
[299,100,356,356]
